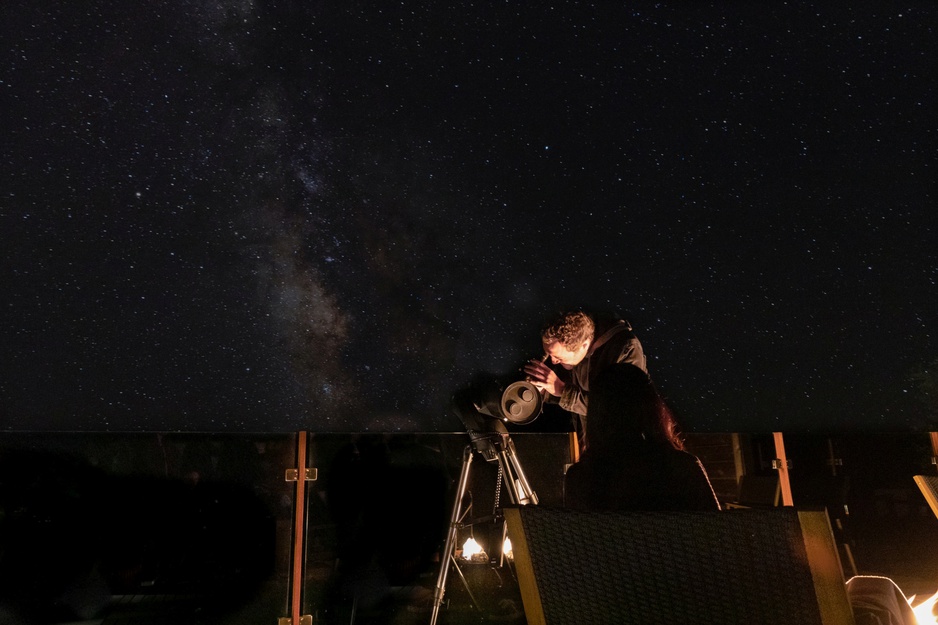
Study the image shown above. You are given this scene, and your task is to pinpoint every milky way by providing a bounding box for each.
[1,2,935,432]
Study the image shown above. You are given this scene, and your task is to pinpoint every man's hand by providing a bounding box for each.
[523,359,565,397]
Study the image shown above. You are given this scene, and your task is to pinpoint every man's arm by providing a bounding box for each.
[558,383,588,415]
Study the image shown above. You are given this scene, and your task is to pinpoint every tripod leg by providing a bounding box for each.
[498,437,538,506]
[498,515,511,568]
[430,445,474,625]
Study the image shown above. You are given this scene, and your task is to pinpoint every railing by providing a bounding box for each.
[1,431,937,622]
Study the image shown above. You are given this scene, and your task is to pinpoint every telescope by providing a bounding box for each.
[458,354,549,429]
[451,363,548,463]
[470,377,545,425]
[431,360,547,624]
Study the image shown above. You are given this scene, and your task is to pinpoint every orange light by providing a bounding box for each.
[909,589,938,624]
[461,537,487,562]
[502,537,513,560]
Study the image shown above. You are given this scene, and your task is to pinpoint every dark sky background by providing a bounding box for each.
[1,2,935,433]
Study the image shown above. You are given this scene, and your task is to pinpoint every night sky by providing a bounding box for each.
[2,2,935,433]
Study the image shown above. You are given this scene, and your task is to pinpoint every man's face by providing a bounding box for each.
[544,339,590,370]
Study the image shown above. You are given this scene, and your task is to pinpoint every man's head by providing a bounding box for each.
[541,311,595,369]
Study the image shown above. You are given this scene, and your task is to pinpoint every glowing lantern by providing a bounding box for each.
[461,536,487,562]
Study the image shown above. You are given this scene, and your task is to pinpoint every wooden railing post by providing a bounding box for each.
[773,432,794,506]
[280,431,316,625]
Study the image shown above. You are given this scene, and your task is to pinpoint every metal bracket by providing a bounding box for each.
[285,468,318,482]
[278,616,312,625]
[771,458,791,470]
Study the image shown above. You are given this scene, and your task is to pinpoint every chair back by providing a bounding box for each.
[504,506,854,625]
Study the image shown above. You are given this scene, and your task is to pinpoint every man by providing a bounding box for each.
[523,310,646,452]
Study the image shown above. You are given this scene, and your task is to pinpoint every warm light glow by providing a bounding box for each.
[503,537,513,560]
[909,589,938,625]
[462,536,486,561]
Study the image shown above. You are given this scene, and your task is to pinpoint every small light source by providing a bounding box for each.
[503,537,513,561]
[461,536,487,562]
[909,589,938,625]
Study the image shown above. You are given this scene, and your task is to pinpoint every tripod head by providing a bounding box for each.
[452,386,511,462]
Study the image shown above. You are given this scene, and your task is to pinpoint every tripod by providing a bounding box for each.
[429,429,538,625]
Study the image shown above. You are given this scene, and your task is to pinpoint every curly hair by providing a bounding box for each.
[541,311,595,349]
